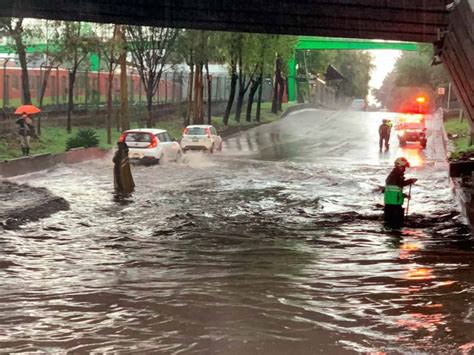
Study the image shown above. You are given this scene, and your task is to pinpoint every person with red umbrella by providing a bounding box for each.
[14,105,41,156]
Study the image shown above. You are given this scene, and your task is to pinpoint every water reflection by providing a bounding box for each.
[400,147,425,168]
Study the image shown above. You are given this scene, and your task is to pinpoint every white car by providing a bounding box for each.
[350,98,367,111]
[119,128,182,164]
[180,125,223,153]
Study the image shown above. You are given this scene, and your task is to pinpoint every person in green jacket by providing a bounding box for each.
[384,157,417,227]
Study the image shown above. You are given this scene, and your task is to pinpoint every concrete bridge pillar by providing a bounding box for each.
[438,0,474,138]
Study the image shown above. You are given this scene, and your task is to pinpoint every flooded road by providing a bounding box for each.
[1,109,473,354]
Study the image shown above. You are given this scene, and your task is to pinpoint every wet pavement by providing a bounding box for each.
[0,109,473,354]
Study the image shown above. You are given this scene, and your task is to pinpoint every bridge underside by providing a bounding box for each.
[437,0,474,133]
[0,0,473,125]
[1,0,451,42]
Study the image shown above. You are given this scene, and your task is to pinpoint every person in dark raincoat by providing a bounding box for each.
[113,141,135,194]
[378,119,391,151]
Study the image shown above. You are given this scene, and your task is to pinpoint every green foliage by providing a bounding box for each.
[58,22,100,71]
[303,50,373,98]
[333,51,373,98]
[303,50,336,77]
[65,128,100,150]
[443,116,474,159]
[174,30,222,67]
[394,52,432,87]
[373,45,449,108]
[394,45,449,88]
[216,32,297,77]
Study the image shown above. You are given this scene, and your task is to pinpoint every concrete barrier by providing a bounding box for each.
[281,103,321,119]
[0,147,110,178]
[451,177,474,231]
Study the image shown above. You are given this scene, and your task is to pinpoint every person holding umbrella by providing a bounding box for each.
[14,105,41,156]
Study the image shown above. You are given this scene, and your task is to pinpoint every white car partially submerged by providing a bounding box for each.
[180,125,222,153]
[119,128,182,165]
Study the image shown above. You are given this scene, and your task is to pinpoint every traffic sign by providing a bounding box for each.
[438,87,446,95]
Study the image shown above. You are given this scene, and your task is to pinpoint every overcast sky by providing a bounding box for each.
[367,50,401,106]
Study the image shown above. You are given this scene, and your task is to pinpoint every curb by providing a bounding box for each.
[0,147,110,178]
[280,103,322,119]
[450,177,474,229]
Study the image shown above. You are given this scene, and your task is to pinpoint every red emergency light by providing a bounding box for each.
[415,96,427,104]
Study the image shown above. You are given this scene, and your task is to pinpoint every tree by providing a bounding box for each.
[102,24,121,144]
[329,51,373,99]
[255,35,291,121]
[0,18,32,104]
[246,34,272,122]
[393,45,449,89]
[36,20,63,135]
[303,49,374,99]
[174,30,198,125]
[221,33,242,125]
[373,45,449,110]
[270,36,297,113]
[234,34,260,122]
[271,54,284,114]
[59,22,99,133]
[304,50,337,78]
[127,26,179,128]
[118,26,129,131]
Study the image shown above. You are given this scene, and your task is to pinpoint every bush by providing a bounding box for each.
[66,128,100,151]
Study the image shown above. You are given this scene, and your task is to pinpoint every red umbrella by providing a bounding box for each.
[15,105,41,115]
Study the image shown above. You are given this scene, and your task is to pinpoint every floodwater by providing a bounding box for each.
[1,109,473,354]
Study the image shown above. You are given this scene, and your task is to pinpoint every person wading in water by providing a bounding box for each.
[384,157,417,227]
[113,141,135,194]
[378,119,391,152]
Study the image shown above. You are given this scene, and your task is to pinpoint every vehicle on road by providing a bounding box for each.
[181,125,222,153]
[396,114,427,149]
[119,128,182,164]
[350,98,367,111]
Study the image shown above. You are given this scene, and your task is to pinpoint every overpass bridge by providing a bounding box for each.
[288,37,419,102]
[1,0,473,128]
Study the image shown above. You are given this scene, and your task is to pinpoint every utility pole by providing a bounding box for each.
[118,25,129,131]
[447,82,452,111]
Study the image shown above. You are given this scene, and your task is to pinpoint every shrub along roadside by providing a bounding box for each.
[0,102,294,160]
[443,113,474,160]
[66,128,100,151]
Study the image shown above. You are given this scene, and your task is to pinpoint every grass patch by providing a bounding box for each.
[443,115,474,158]
[0,126,123,160]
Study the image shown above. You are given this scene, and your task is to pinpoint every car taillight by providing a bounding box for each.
[118,133,126,142]
[149,134,158,148]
